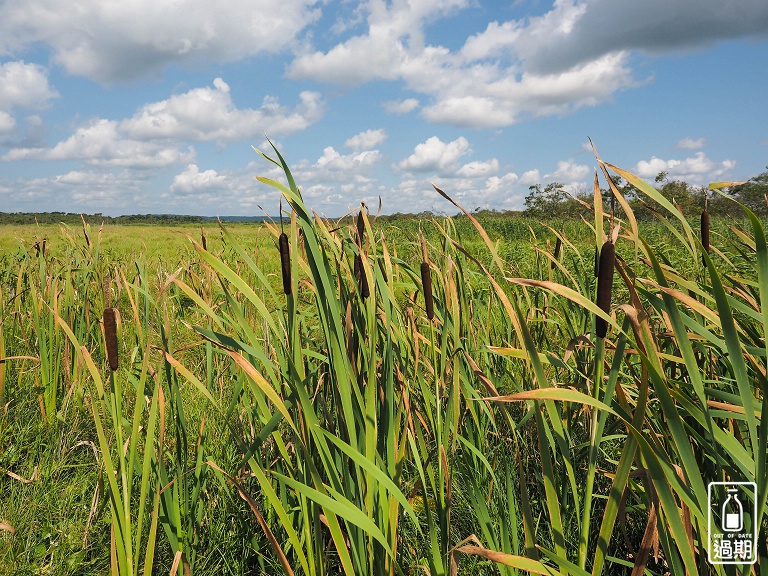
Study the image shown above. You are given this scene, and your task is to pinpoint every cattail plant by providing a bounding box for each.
[354,209,370,298]
[420,234,434,320]
[354,253,370,298]
[81,214,92,249]
[551,236,562,270]
[279,200,292,295]
[595,191,617,339]
[356,209,365,246]
[701,193,710,266]
[595,241,615,339]
[279,232,291,295]
[201,226,207,251]
[103,307,119,371]
[594,246,600,277]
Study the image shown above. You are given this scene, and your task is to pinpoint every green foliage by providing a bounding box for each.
[730,168,768,216]
[524,182,567,218]
[3,148,768,576]
[0,212,270,226]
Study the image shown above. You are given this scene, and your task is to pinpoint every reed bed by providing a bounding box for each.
[1,143,767,575]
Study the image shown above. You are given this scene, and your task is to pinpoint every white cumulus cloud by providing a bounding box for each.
[4,78,322,169]
[547,160,591,183]
[344,129,387,151]
[397,136,471,173]
[121,79,323,142]
[171,164,228,195]
[289,0,469,85]
[511,0,768,75]
[635,151,736,183]
[0,0,321,83]
[0,169,149,213]
[676,137,706,149]
[0,61,58,111]
[4,119,195,168]
[0,61,58,135]
[456,158,500,178]
[287,0,768,130]
[291,146,382,194]
[287,1,639,128]
[0,111,15,133]
[383,98,420,114]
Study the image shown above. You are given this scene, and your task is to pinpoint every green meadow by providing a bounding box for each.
[1,146,767,575]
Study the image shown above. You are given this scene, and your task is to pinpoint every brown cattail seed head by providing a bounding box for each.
[103,307,119,371]
[551,237,562,270]
[353,251,361,278]
[595,240,615,339]
[354,254,370,299]
[279,232,292,295]
[701,210,710,266]
[201,227,207,251]
[421,261,434,320]
[356,211,365,246]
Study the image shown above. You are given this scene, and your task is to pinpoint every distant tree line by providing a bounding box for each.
[3,169,765,226]
[0,213,269,225]
[522,168,768,220]
[379,168,768,223]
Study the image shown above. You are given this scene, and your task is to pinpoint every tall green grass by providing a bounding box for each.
[1,143,767,575]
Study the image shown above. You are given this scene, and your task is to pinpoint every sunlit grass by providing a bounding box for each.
[1,145,766,575]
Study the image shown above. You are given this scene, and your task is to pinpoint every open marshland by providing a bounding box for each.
[1,147,767,575]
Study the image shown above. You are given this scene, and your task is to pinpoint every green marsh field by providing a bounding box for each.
[2,148,768,575]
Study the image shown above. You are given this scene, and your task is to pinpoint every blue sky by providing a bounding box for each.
[1,0,767,217]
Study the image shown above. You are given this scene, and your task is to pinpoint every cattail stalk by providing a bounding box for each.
[594,245,600,277]
[103,308,119,371]
[595,240,615,339]
[279,232,292,295]
[701,195,710,266]
[81,214,91,249]
[419,233,434,320]
[201,226,207,251]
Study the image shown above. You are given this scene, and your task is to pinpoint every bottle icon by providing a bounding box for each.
[722,488,743,532]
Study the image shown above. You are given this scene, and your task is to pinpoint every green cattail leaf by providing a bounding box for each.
[709,180,746,191]
[506,277,619,334]
[316,428,419,530]
[480,387,615,414]
[159,349,219,409]
[458,546,568,574]
[703,247,759,463]
[273,472,395,558]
